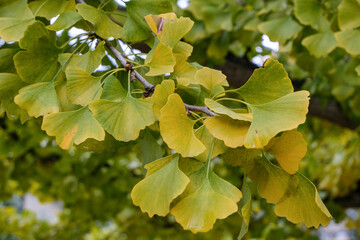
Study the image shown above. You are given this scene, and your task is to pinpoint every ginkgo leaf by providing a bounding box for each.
[89,95,156,142]
[0,18,34,42]
[47,11,83,31]
[245,91,310,149]
[246,157,332,228]
[160,93,205,157]
[0,0,33,18]
[205,99,252,122]
[131,154,189,217]
[58,42,105,73]
[222,147,261,167]
[294,0,329,31]
[264,130,307,174]
[171,53,198,85]
[14,82,60,118]
[338,0,360,30]
[134,129,163,166]
[258,16,302,45]
[121,0,172,42]
[100,75,127,101]
[0,73,27,100]
[0,48,19,73]
[145,13,194,48]
[152,80,175,119]
[170,160,242,233]
[194,67,229,91]
[195,125,227,162]
[42,107,105,149]
[238,179,251,240]
[54,78,80,112]
[335,30,360,56]
[14,21,61,83]
[29,0,75,20]
[65,67,101,106]
[173,41,193,59]
[145,41,176,76]
[204,116,250,148]
[76,4,122,39]
[237,59,293,104]
[302,31,337,58]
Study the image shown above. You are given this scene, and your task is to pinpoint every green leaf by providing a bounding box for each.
[195,125,227,162]
[29,0,75,20]
[145,13,194,48]
[338,0,360,30]
[145,41,176,76]
[76,4,122,39]
[258,16,302,45]
[264,130,307,174]
[14,21,61,83]
[222,147,261,167]
[302,30,338,58]
[0,0,33,18]
[294,0,329,30]
[0,48,19,73]
[171,53,197,84]
[238,178,251,240]
[237,59,293,105]
[47,11,82,31]
[335,30,360,56]
[58,42,105,74]
[100,75,127,101]
[65,67,101,106]
[121,0,172,42]
[14,82,60,118]
[134,129,163,166]
[194,67,229,91]
[245,91,309,148]
[42,107,105,149]
[204,116,250,148]
[0,18,34,42]
[131,154,189,217]
[160,93,205,157]
[89,95,156,142]
[246,157,332,228]
[0,73,27,100]
[170,159,242,233]
[152,80,175,119]
[205,99,253,122]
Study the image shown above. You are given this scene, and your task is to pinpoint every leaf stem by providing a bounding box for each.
[216,98,249,106]
[205,139,215,178]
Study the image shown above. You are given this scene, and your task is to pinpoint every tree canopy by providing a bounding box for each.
[0,0,359,239]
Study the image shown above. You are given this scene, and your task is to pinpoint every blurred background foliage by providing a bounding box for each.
[1,0,360,239]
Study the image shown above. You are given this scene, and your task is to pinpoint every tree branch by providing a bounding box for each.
[103,40,217,117]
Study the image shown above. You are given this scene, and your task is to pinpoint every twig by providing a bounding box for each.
[76,0,86,4]
[103,40,217,117]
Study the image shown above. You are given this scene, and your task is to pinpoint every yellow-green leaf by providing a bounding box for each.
[245,91,309,148]
[238,179,251,240]
[195,125,227,162]
[47,11,83,31]
[14,82,60,118]
[205,98,252,122]
[171,161,242,233]
[246,157,332,228]
[76,4,122,39]
[89,95,156,142]
[338,0,360,30]
[195,67,229,91]
[65,67,101,106]
[145,41,176,76]
[302,31,337,58]
[0,18,34,42]
[294,0,329,31]
[131,154,189,217]
[335,30,360,56]
[222,147,261,167]
[237,59,293,105]
[100,75,127,101]
[42,107,105,149]
[0,0,33,18]
[204,116,250,148]
[264,130,307,174]
[145,13,194,48]
[152,80,175,119]
[29,0,75,20]
[0,73,27,100]
[160,93,205,157]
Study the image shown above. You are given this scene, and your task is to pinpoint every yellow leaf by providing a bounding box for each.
[195,125,227,162]
[195,67,229,91]
[145,41,176,76]
[152,80,175,119]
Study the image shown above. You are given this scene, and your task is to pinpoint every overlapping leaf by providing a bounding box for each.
[14,21,61,83]
[294,0,329,30]
[42,107,105,149]
[29,0,75,20]
[100,75,127,101]
[264,130,307,174]
[76,4,122,39]
[302,31,337,58]
[238,179,251,240]
[338,0,360,30]
[246,157,332,228]
[131,154,189,217]
[152,80,175,119]
[145,41,176,76]
[0,73,27,100]
[14,82,60,118]
[195,125,227,162]
[47,11,83,31]
[171,159,242,233]
[205,99,252,122]
[89,95,156,142]
[194,67,229,91]
[160,93,205,157]
[335,30,360,56]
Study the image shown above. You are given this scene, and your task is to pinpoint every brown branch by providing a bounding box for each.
[103,40,217,117]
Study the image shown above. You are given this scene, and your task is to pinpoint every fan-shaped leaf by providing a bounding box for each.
[294,0,329,30]
[194,67,228,91]
[195,125,227,162]
[47,11,83,31]
[131,154,189,217]
[335,30,360,56]
[145,41,176,76]
[29,0,75,20]
[152,80,175,119]
[338,0,360,30]
[302,31,337,58]
[0,73,27,100]
[205,99,252,122]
